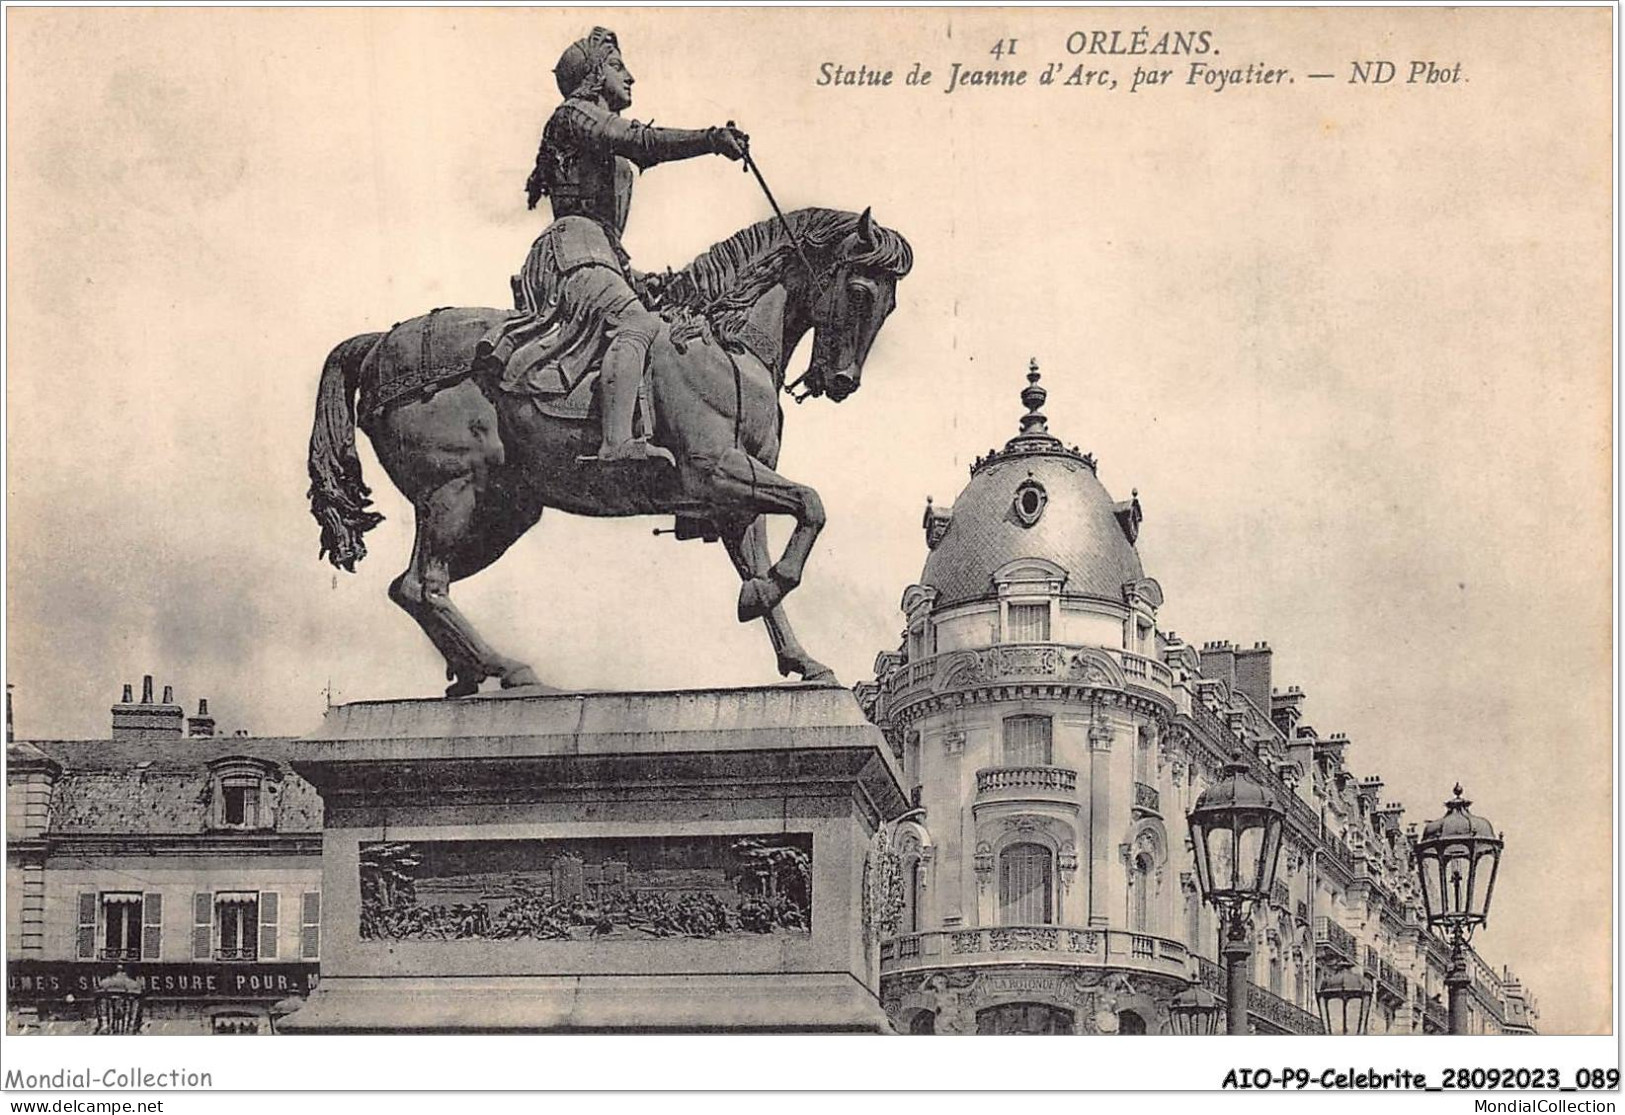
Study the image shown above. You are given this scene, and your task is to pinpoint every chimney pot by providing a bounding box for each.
[122,684,133,703]
[161,685,174,705]
[141,675,154,704]
[198,698,209,716]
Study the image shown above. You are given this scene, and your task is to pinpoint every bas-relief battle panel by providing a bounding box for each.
[358,834,812,943]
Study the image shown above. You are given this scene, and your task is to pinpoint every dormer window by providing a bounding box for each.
[206,756,280,832]
[992,558,1067,645]
[222,781,260,827]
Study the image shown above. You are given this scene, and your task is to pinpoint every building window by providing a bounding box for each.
[1117,1010,1148,1035]
[998,843,1053,925]
[222,781,260,827]
[976,1003,1073,1034]
[1006,603,1050,643]
[1002,716,1053,767]
[211,1013,260,1036]
[1130,853,1154,933]
[79,892,161,961]
[198,891,278,961]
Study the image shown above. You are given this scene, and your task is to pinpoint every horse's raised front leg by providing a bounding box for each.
[721,516,838,685]
[688,448,825,622]
[391,474,538,698]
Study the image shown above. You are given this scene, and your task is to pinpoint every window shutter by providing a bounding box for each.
[76,893,97,960]
[300,892,321,960]
[141,893,163,960]
[192,893,213,960]
[258,892,279,960]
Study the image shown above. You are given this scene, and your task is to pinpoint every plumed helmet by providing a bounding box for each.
[554,27,620,98]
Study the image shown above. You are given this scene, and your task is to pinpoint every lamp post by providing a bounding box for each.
[1415,784,1502,1035]
[1316,961,1373,1035]
[1167,983,1223,1035]
[1186,749,1285,1035]
[93,968,143,1035]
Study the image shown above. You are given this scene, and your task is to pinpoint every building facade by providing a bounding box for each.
[858,364,1537,1036]
[6,677,322,1035]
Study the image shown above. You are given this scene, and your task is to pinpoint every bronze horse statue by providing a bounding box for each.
[307,207,912,696]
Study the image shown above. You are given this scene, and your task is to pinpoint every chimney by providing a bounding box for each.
[1233,642,1273,714]
[188,698,216,738]
[1270,685,1305,735]
[1199,641,1236,691]
[5,683,13,744]
[111,673,185,740]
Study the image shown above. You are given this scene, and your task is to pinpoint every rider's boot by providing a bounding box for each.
[587,327,675,468]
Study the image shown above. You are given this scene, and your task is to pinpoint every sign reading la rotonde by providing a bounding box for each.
[7,961,318,1001]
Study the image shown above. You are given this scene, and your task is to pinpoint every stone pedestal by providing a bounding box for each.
[279,685,906,1033]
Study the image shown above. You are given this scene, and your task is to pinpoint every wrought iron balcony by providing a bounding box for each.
[1132,781,1160,816]
[1424,997,1448,1033]
[880,926,1190,981]
[1377,958,1410,1005]
[99,948,141,962]
[1271,879,1291,909]
[216,947,258,962]
[1248,983,1325,1034]
[1314,916,1356,962]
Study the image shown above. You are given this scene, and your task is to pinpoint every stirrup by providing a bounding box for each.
[577,438,676,467]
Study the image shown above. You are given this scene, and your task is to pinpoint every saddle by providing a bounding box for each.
[355,306,660,433]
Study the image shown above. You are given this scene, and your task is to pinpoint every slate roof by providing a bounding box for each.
[20,737,323,835]
[921,450,1144,608]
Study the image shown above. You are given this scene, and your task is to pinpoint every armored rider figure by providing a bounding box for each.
[507,27,749,466]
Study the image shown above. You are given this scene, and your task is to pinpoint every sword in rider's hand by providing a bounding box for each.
[728,122,823,404]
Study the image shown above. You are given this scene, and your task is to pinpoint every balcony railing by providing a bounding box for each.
[99,948,141,962]
[1133,781,1160,815]
[216,948,258,962]
[976,765,1077,796]
[1271,880,1291,909]
[1378,959,1409,1004]
[1188,956,1325,1034]
[1314,916,1356,961]
[1424,997,1448,1033]
[880,643,1174,713]
[1249,983,1326,1034]
[880,926,1189,980]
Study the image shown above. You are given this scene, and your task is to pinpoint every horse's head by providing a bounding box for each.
[801,208,912,403]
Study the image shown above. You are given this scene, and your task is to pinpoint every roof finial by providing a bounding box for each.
[1019,357,1048,436]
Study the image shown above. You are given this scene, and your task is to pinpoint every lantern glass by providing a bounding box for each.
[1256,813,1284,894]
[1168,987,1222,1035]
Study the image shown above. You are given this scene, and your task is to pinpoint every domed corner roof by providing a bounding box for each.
[919,361,1145,608]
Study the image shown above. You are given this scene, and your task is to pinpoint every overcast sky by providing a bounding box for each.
[5,8,1612,1032]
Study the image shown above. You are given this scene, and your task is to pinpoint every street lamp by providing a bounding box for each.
[93,968,143,1035]
[1316,961,1373,1035]
[1167,983,1223,1035]
[1415,783,1502,1035]
[1186,749,1285,1035]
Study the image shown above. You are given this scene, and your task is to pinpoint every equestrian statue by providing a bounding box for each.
[305,27,913,696]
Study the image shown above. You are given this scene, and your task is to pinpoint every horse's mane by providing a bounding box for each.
[666,208,913,331]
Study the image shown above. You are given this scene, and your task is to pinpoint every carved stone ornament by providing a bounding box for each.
[942,729,966,756]
[973,841,995,882]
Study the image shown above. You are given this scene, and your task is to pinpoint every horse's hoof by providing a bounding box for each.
[501,665,542,689]
[802,667,841,687]
[445,676,481,699]
[738,577,776,622]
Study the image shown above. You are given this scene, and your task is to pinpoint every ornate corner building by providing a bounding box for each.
[856,364,1538,1036]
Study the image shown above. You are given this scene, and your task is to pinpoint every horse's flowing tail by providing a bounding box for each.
[307,332,386,571]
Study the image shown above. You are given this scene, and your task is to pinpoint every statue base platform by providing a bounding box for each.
[279,684,906,1033]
